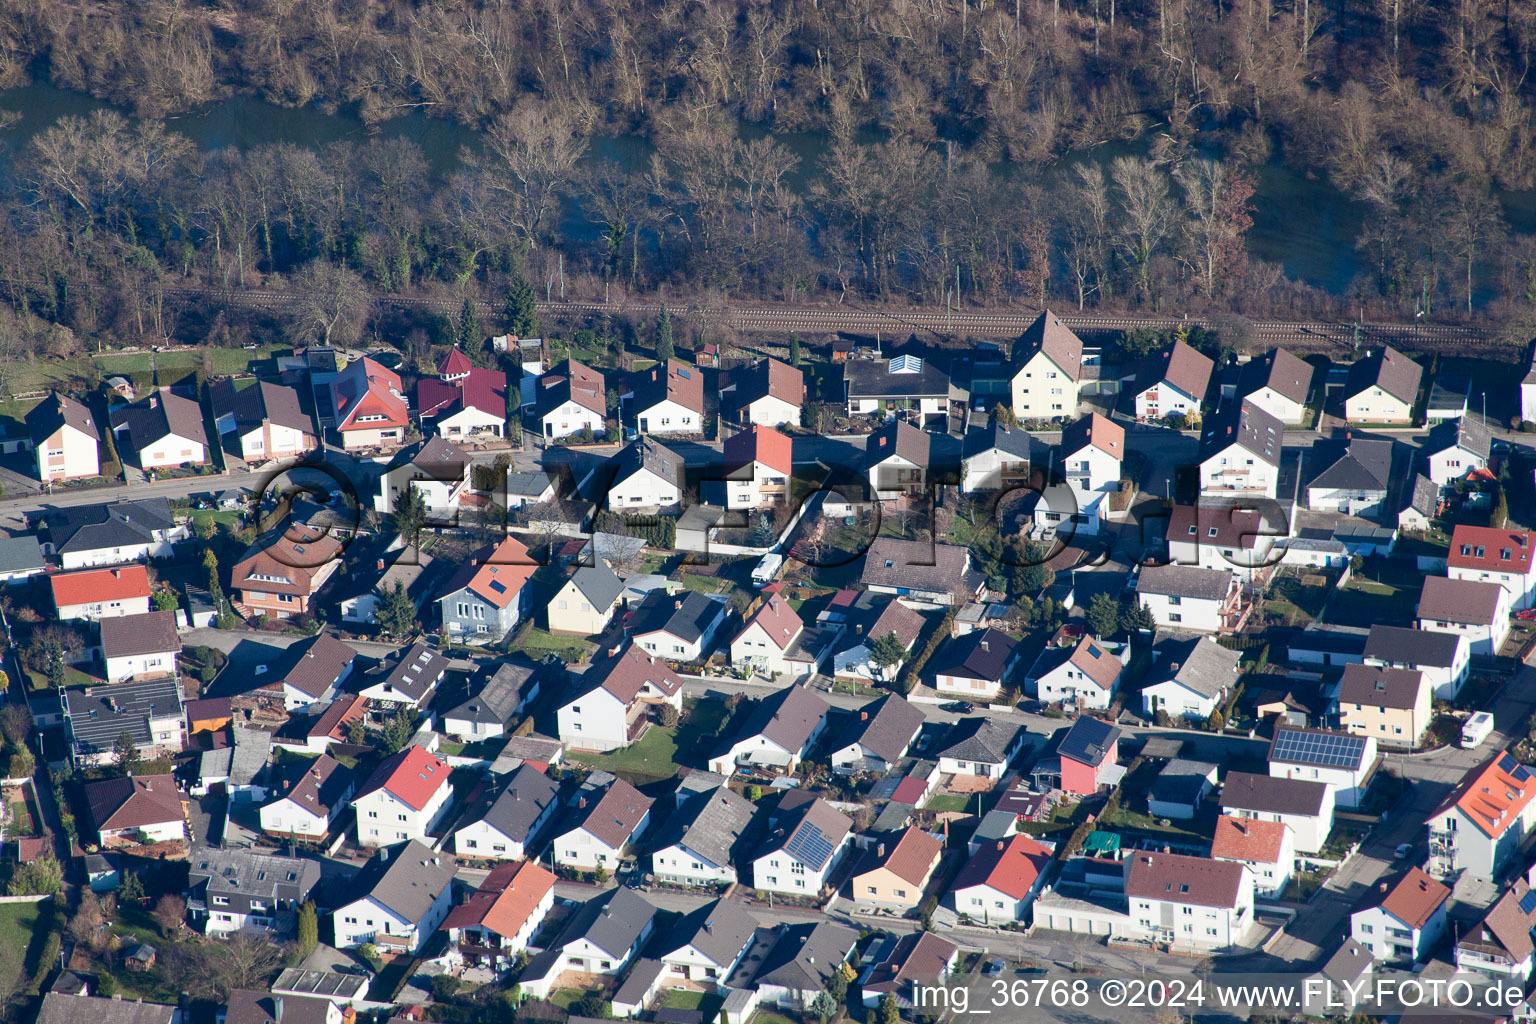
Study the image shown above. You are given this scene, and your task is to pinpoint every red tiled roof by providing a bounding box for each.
[308,693,366,740]
[332,356,407,432]
[441,536,535,608]
[1371,868,1451,929]
[1446,525,1536,574]
[458,368,507,417]
[870,827,942,887]
[950,834,1050,900]
[438,348,473,377]
[356,745,450,811]
[1432,751,1536,839]
[741,593,804,652]
[724,424,794,476]
[416,378,461,418]
[1212,816,1289,864]
[51,565,151,608]
[442,859,556,939]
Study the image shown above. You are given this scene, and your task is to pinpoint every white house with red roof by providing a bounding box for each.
[1426,751,1536,880]
[353,744,454,845]
[722,356,804,427]
[1025,635,1126,711]
[630,360,706,435]
[1211,816,1295,898]
[1125,850,1255,951]
[1350,868,1450,963]
[949,834,1051,925]
[50,565,152,622]
[722,425,794,509]
[1446,525,1536,609]
[437,348,472,383]
[556,646,684,752]
[730,593,807,679]
[417,366,507,440]
[438,536,536,642]
[535,359,607,440]
[330,356,409,450]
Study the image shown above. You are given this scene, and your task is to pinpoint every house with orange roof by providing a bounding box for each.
[722,424,793,508]
[949,834,1052,924]
[1350,867,1450,963]
[1427,751,1536,880]
[437,536,535,642]
[353,744,454,845]
[231,525,344,619]
[721,356,804,427]
[1211,815,1295,898]
[851,827,943,910]
[730,592,807,679]
[444,859,557,972]
[1446,524,1536,610]
[330,356,408,450]
[629,359,705,435]
[50,565,152,622]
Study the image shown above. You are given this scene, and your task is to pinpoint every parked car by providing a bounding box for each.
[941,702,975,714]
[1517,608,1536,621]
[984,959,1006,975]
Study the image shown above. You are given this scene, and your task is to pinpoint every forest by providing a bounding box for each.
[0,0,1534,356]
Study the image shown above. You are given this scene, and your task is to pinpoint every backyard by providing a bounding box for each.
[509,627,596,664]
[582,699,731,784]
[0,900,54,998]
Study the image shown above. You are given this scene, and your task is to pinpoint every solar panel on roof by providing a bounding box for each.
[1500,753,1520,774]
[786,824,834,867]
[1521,890,1536,916]
[1272,729,1365,768]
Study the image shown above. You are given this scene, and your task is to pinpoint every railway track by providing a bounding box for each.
[167,286,1507,353]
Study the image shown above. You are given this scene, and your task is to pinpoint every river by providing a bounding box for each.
[3,81,1533,301]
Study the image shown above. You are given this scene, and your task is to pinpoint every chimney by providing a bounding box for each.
[877,842,886,858]
[996,840,1004,852]
[579,796,587,809]
[860,711,869,721]
[275,997,284,1023]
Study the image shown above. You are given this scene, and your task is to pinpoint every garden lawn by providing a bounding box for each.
[926,794,976,814]
[585,699,729,784]
[511,627,595,662]
[0,901,44,988]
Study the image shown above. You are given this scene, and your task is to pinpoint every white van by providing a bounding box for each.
[751,553,783,586]
[1461,711,1495,749]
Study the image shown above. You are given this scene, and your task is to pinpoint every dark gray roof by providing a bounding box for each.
[861,538,976,597]
[661,897,758,967]
[505,470,557,499]
[867,418,931,469]
[48,497,176,554]
[939,718,1023,765]
[716,684,829,757]
[843,355,952,399]
[1309,439,1394,492]
[448,662,538,727]
[99,610,181,660]
[210,377,313,436]
[110,390,208,449]
[655,787,753,869]
[1240,348,1313,405]
[1220,771,1328,816]
[0,534,45,574]
[1316,939,1374,987]
[754,920,859,992]
[36,994,175,1024]
[1148,771,1210,807]
[1057,717,1121,767]
[569,560,624,610]
[475,763,560,843]
[964,420,1034,461]
[628,589,727,644]
[975,808,1019,844]
[1011,310,1084,381]
[1148,636,1241,699]
[189,846,320,904]
[278,633,358,699]
[275,753,353,818]
[1198,399,1282,466]
[364,641,448,703]
[1363,625,1462,669]
[839,694,925,764]
[610,436,685,490]
[764,793,853,868]
[65,677,182,755]
[1429,415,1494,461]
[27,393,100,444]
[555,886,657,960]
[929,628,1016,683]
[1137,564,1233,601]
[349,840,456,921]
[1405,473,1438,517]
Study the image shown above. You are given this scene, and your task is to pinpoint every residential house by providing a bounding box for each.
[1344,346,1422,425]
[961,420,1034,492]
[1140,636,1242,722]
[844,353,958,430]
[374,436,471,518]
[418,366,507,440]
[99,610,180,682]
[860,538,980,606]
[210,378,317,461]
[1363,625,1469,701]
[731,593,807,679]
[224,990,339,1024]
[1131,340,1214,423]
[1237,347,1314,425]
[1419,575,1511,655]
[504,470,557,508]
[828,693,925,775]
[330,356,408,450]
[1306,439,1395,515]
[453,762,560,861]
[630,359,705,434]
[1399,474,1440,532]
[708,684,830,775]
[1455,880,1536,980]
[1197,400,1283,499]
[1337,663,1431,748]
[443,662,540,740]
[1426,416,1494,487]
[1125,850,1255,952]
[949,834,1052,925]
[258,753,355,839]
[86,775,185,845]
[1211,816,1295,899]
[548,562,624,638]
[831,596,925,685]
[1350,868,1450,963]
[187,847,319,936]
[1056,717,1122,796]
[257,633,355,712]
[334,840,456,953]
[752,793,854,897]
[64,678,186,766]
[859,932,960,1011]
[1148,759,1218,820]
[853,827,943,909]
[27,392,100,482]
[1426,752,1536,880]
[231,525,344,619]
[45,497,186,569]
[551,775,653,871]
[357,641,450,713]
[525,888,658,993]
[1164,501,1290,579]
[754,921,860,1010]
[627,589,730,662]
[338,545,434,626]
[442,859,557,973]
[603,436,686,510]
[722,356,803,426]
[1039,412,1124,536]
[936,718,1026,781]
[1449,524,1536,610]
[557,645,684,752]
[1009,310,1083,420]
[293,694,365,755]
[866,418,933,499]
[36,994,178,1024]
[721,424,793,508]
[657,898,758,983]
[110,390,208,470]
[1269,726,1378,809]
[353,745,454,845]
[51,565,152,621]
[535,359,607,440]
[1025,635,1126,710]
[931,627,1020,701]
[1136,565,1245,633]
[438,536,536,642]
[650,786,754,887]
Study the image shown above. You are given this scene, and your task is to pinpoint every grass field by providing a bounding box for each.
[510,627,596,662]
[586,699,729,783]
[926,794,976,814]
